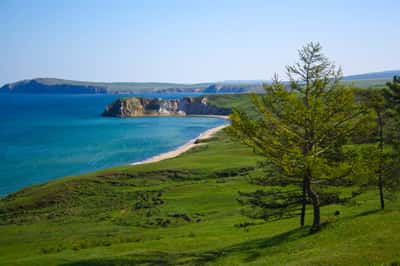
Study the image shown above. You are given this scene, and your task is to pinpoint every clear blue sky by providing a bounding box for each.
[1,0,399,85]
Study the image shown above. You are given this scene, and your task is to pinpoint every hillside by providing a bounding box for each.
[343,70,400,80]
[1,70,398,94]
[338,70,400,88]
[0,130,399,265]
[0,78,211,94]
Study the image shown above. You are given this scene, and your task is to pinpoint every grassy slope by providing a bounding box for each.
[207,94,258,117]
[0,131,399,265]
[207,94,253,110]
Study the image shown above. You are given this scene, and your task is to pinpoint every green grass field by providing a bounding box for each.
[0,131,399,265]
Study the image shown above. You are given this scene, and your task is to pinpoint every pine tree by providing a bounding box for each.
[227,42,369,232]
[384,76,400,192]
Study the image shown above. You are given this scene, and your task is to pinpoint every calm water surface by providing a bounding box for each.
[0,93,226,195]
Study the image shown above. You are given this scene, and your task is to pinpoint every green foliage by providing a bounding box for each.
[227,42,371,231]
[356,85,400,208]
[385,76,400,113]
[384,76,400,149]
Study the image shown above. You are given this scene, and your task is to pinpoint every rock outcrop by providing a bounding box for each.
[102,97,231,117]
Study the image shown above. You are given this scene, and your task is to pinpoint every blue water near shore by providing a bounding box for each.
[0,93,227,195]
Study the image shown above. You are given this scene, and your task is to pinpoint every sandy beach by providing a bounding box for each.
[131,123,229,165]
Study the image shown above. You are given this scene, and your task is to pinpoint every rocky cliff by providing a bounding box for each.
[102,97,231,117]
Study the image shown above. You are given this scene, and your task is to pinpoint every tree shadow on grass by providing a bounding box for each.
[61,227,309,266]
[60,252,179,266]
[336,208,382,224]
[351,208,381,218]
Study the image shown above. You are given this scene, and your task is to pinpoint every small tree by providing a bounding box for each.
[364,90,388,209]
[346,88,399,209]
[227,42,369,232]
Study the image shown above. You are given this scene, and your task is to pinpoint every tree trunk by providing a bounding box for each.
[378,176,385,210]
[300,177,306,227]
[305,176,320,232]
[377,112,385,210]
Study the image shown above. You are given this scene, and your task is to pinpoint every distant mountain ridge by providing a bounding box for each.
[343,70,400,81]
[0,78,212,94]
[0,79,109,94]
[1,70,399,94]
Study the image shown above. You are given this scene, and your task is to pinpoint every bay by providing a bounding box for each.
[0,93,226,195]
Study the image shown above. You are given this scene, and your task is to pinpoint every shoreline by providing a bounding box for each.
[187,115,229,119]
[130,123,229,165]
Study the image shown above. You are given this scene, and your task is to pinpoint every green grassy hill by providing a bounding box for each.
[0,131,399,265]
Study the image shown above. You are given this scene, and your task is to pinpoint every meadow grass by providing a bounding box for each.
[0,131,399,265]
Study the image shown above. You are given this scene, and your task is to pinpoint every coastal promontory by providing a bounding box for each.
[102,96,232,117]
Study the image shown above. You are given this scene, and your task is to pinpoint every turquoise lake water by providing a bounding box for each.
[0,93,227,195]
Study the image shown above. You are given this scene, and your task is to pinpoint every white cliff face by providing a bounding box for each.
[158,99,186,115]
